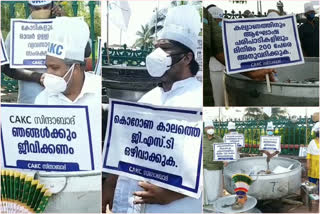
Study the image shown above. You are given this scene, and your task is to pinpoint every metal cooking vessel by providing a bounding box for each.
[38,171,101,213]
[223,157,301,200]
[102,65,159,103]
[225,57,319,106]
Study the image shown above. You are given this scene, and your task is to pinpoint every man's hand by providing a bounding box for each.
[243,69,277,82]
[1,65,44,85]
[102,175,118,213]
[133,181,185,205]
[39,73,45,87]
[51,5,65,17]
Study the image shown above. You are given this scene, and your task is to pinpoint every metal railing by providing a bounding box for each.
[211,117,315,156]
[223,9,267,19]
[102,44,153,67]
[222,9,317,27]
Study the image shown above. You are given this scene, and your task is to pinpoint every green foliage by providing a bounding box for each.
[135,0,203,46]
[1,2,28,38]
[214,116,315,155]
[61,1,101,38]
[270,108,287,119]
[244,107,287,121]
[133,24,154,49]
[244,107,265,120]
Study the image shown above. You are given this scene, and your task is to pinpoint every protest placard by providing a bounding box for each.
[10,19,52,68]
[1,104,95,172]
[224,133,245,147]
[259,136,281,151]
[213,143,238,161]
[1,33,9,65]
[222,14,304,74]
[102,99,202,198]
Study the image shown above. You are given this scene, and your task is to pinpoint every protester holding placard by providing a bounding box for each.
[205,5,278,80]
[203,5,216,106]
[32,16,101,213]
[298,2,319,57]
[102,5,202,213]
[306,122,319,185]
[1,0,65,104]
[203,5,279,106]
[224,122,237,136]
[203,120,224,205]
[223,122,242,160]
[223,122,245,148]
[34,16,101,150]
[261,122,281,157]
[206,5,226,106]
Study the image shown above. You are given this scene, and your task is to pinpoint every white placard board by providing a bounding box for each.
[1,104,96,172]
[213,143,238,161]
[102,99,203,198]
[224,133,245,147]
[10,19,52,68]
[222,14,304,74]
[259,136,281,151]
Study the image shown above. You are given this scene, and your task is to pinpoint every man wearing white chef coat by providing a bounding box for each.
[102,5,202,213]
[34,17,101,213]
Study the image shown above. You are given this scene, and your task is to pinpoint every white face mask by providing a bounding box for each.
[206,129,214,135]
[267,131,274,136]
[43,64,75,93]
[146,47,172,77]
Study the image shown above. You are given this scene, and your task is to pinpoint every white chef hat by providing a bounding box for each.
[28,0,52,6]
[159,5,201,55]
[266,122,275,130]
[228,122,236,130]
[312,122,319,133]
[304,2,315,13]
[208,6,224,19]
[204,120,214,128]
[267,9,280,17]
[47,17,89,62]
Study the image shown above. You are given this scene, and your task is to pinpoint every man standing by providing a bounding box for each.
[224,122,242,159]
[207,5,226,106]
[203,5,277,107]
[102,5,202,213]
[306,122,319,185]
[261,122,280,172]
[299,2,319,57]
[2,0,65,103]
[203,120,224,205]
[34,17,101,212]
[34,17,100,106]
